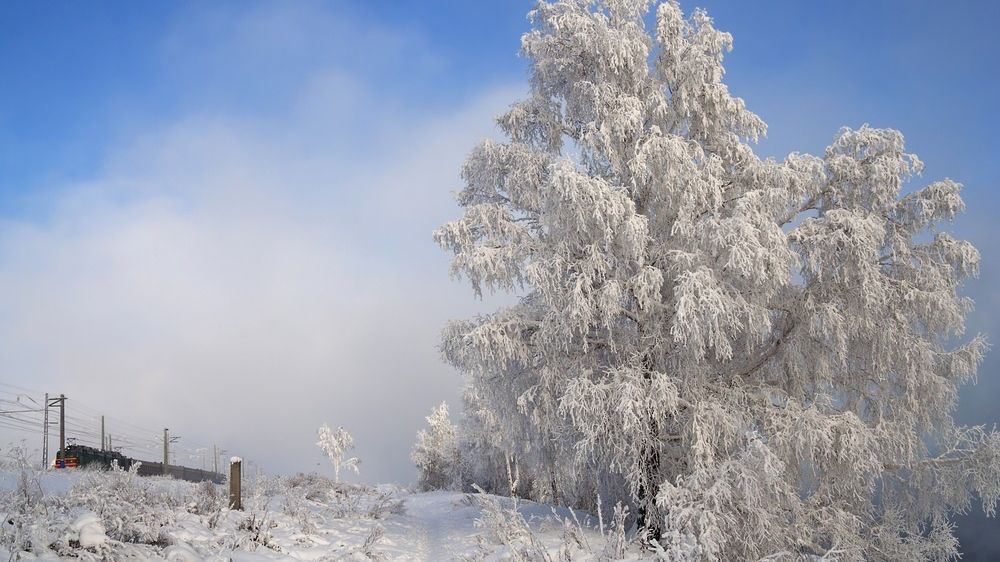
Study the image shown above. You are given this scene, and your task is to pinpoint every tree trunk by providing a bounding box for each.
[636,345,663,541]
[635,431,663,541]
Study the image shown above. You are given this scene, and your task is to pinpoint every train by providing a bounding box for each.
[53,444,225,484]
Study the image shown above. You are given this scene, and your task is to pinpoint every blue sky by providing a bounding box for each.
[3,1,998,219]
[0,0,531,213]
[1,0,998,553]
[4,1,999,193]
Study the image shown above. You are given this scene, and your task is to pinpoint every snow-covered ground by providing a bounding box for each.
[1,462,643,560]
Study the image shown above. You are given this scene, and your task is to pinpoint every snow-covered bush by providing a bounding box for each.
[230,509,277,553]
[281,473,339,535]
[336,524,388,561]
[0,459,416,560]
[233,469,286,550]
[470,488,556,562]
[365,491,405,520]
[1,451,196,559]
[412,401,462,491]
[188,480,225,529]
[286,471,336,502]
[0,443,50,556]
[260,471,403,538]
[466,486,637,562]
[599,502,630,561]
[436,0,998,558]
[317,424,360,483]
[70,461,180,545]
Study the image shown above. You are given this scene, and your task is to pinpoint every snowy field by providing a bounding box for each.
[1,461,644,561]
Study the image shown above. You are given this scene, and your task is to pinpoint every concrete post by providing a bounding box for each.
[229,458,242,510]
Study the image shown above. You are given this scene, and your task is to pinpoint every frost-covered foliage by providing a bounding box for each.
[455,385,521,496]
[0,444,49,556]
[436,0,997,559]
[0,462,407,560]
[317,423,360,483]
[1,456,194,559]
[71,460,184,544]
[0,446,182,559]
[470,487,558,562]
[412,401,462,491]
[465,486,638,562]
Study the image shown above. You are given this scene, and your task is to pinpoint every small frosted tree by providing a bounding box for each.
[316,424,359,483]
[436,0,999,559]
[411,402,461,491]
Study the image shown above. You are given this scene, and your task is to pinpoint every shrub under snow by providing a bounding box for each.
[0,450,406,560]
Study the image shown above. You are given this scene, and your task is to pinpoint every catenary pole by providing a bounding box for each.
[59,394,65,467]
[42,392,49,468]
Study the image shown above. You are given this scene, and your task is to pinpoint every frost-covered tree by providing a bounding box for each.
[316,424,359,483]
[435,0,998,559]
[456,384,537,498]
[411,402,462,491]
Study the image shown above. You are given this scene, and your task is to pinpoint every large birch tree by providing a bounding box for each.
[436,0,999,558]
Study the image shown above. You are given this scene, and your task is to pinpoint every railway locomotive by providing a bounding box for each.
[53,444,224,484]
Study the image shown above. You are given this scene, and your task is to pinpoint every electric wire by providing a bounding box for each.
[0,386,228,473]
